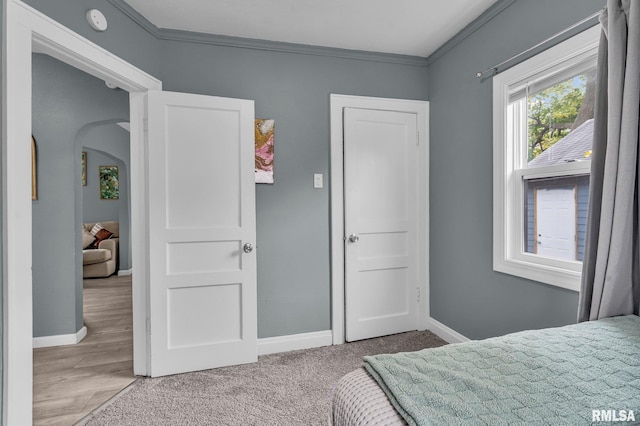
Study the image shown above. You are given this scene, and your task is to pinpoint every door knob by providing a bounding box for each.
[243,243,254,253]
[348,234,359,243]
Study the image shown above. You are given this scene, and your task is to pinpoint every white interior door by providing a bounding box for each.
[344,108,418,342]
[535,186,576,261]
[147,90,257,377]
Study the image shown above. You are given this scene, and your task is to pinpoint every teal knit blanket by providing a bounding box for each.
[363,315,640,426]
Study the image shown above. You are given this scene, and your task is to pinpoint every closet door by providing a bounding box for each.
[344,107,418,342]
[147,90,257,377]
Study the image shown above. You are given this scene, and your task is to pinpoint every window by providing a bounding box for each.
[493,26,600,291]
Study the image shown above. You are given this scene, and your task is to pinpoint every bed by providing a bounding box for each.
[331,315,640,425]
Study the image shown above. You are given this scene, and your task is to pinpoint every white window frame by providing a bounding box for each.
[493,25,600,292]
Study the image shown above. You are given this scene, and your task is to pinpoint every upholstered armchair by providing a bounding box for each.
[81,221,119,278]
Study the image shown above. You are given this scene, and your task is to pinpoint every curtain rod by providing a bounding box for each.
[475,10,602,79]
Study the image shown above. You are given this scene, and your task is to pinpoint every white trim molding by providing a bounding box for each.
[492,26,599,292]
[3,1,161,423]
[330,94,429,345]
[257,330,332,356]
[426,318,470,344]
[118,268,133,276]
[33,326,87,349]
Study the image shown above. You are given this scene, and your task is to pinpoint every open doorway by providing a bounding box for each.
[3,3,161,422]
[32,275,135,424]
[6,3,257,422]
[30,53,135,424]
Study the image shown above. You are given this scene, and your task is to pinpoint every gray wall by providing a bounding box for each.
[23,2,429,340]
[160,41,429,338]
[22,0,160,78]
[32,54,129,337]
[12,0,607,345]
[427,0,605,339]
[82,124,132,271]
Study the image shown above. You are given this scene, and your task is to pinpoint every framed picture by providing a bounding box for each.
[81,151,87,186]
[31,136,37,200]
[255,118,274,184]
[99,165,119,200]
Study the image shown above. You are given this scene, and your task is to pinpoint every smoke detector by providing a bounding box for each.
[86,9,108,32]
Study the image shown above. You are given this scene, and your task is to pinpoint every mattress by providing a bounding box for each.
[332,315,640,426]
[331,367,406,426]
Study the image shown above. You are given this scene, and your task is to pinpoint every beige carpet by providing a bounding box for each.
[82,331,446,425]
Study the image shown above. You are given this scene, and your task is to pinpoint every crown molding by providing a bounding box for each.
[106,0,159,37]
[108,0,521,68]
[107,0,428,67]
[426,0,518,66]
[157,28,429,67]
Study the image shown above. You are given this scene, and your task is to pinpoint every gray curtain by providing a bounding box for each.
[578,0,640,322]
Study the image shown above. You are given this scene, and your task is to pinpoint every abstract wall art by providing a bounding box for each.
[255,118,274,184]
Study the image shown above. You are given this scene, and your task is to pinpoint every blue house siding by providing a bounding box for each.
[576,176,590,261]
[525,175,589,261]
[526,188,535,254]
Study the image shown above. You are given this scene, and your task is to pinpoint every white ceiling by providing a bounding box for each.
[122,0,499,57]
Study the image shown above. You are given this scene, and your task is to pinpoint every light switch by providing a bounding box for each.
[313,174,323,189]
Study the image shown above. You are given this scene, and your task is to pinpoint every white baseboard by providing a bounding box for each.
[118,269,133,276]
[257,330,333,356]
[33,326,87,348]
[427,317,470,344]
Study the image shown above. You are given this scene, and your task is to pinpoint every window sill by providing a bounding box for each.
[493,255,581,292]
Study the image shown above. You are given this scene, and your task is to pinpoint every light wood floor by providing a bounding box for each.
[33,275,136,425]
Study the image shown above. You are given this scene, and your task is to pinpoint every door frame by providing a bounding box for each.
[329,94,429,345]
[3,1,161,423]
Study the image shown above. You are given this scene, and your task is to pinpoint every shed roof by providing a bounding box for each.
[528,119,594,167]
